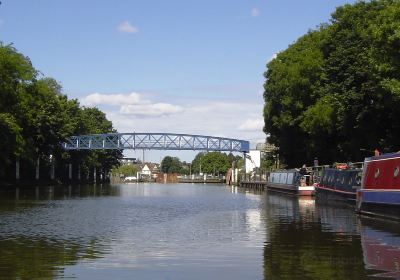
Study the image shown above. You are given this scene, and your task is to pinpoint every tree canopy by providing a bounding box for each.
[191,152,236,175]
[161,156,184,174]
[263,0,400,167]
[0,43,122,182]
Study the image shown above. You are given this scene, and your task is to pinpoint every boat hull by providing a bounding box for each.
[316,185,356,201]
[357,190,400,220]
[316,168,361,201]
[356,153,400,220]
[267,183,314,196]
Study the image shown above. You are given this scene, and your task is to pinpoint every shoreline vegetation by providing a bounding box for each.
[263,0,400,167]
[0,43,122,186]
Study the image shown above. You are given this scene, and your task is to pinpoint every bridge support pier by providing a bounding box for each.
[78,165,81,181]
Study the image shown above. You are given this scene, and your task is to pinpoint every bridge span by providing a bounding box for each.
[62,133,250,153]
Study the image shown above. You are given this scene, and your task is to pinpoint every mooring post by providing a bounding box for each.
[50,155,55,180]
[36,156,40,180]
[77,165,81,181]
[15,158,20,181]
[68,163,72,180]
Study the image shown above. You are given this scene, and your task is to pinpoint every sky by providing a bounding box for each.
[0,0,356,163]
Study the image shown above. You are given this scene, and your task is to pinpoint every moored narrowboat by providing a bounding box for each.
[316,165,363,201]
[356,153,400,220]
[267,170,315,196]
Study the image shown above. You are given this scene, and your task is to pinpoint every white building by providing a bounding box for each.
[245,150,261,173]
[138,163,159,178]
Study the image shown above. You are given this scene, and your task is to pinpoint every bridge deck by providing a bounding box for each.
[62,133,250,153]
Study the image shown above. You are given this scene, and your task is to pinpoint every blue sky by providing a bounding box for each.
[0,0,356,162]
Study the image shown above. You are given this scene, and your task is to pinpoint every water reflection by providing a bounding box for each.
[0,184,399,279]
[0,238,104,279]
[264,193,371,279]
[360,218,400,278]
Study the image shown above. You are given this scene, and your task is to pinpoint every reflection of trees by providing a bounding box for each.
[0,237,104,279]
[263,193,368,279]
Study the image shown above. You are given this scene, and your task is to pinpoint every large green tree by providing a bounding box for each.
[0,43,122,182]
[264,0,400,167]
[161,156,183,174]
[191,152,231,175]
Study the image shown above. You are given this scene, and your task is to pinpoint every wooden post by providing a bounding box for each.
[68,163,72,180]
[36,156,40,180]
[50,156,55,180]
[15,158,20,181]
[77,165,81,181]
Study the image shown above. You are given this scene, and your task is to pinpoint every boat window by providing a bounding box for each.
[394,167,399,178]
[356,174,361,185]
[374,168,380,179]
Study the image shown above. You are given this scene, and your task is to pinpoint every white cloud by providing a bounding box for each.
[79,91,267,162]
[251,8,260,17]
[81,92,141,106]
[117,21,139,33]
[239,118,264,131]
[81,92,183,117]
[120,103,183,117]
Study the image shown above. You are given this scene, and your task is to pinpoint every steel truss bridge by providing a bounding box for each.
[62,133,250,153]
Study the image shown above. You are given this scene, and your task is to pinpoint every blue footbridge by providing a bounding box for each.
[62,133,250,153]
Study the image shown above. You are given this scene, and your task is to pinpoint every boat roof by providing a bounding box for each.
[365,152,400,162]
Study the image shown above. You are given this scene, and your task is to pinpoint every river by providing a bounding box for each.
[0,183,399,279]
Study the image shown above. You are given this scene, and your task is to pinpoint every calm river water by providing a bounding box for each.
[0,183,399,279]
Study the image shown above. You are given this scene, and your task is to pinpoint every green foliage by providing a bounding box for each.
[191,152,231,175]
[111,165,138,177]
[0,43,122,182]
[263,0,400,167]
[161,156,184,174]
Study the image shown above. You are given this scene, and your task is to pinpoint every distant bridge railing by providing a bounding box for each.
[62,133,250,153]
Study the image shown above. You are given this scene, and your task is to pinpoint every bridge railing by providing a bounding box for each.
[62,133,250,153]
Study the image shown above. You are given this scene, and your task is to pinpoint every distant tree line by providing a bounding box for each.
[263,0,400,167]
[0,43,122,183]
[160,152,243,176]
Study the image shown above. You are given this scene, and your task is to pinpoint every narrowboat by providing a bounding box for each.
[316,165,363,201]
[356,153,400,220]
[267,170,315,196]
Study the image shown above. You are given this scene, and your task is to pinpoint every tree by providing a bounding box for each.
[111,165,138,177]
[0,43,122,182]
[263,0,400,167]
[191,152,230,175]
[161,156,183,174]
